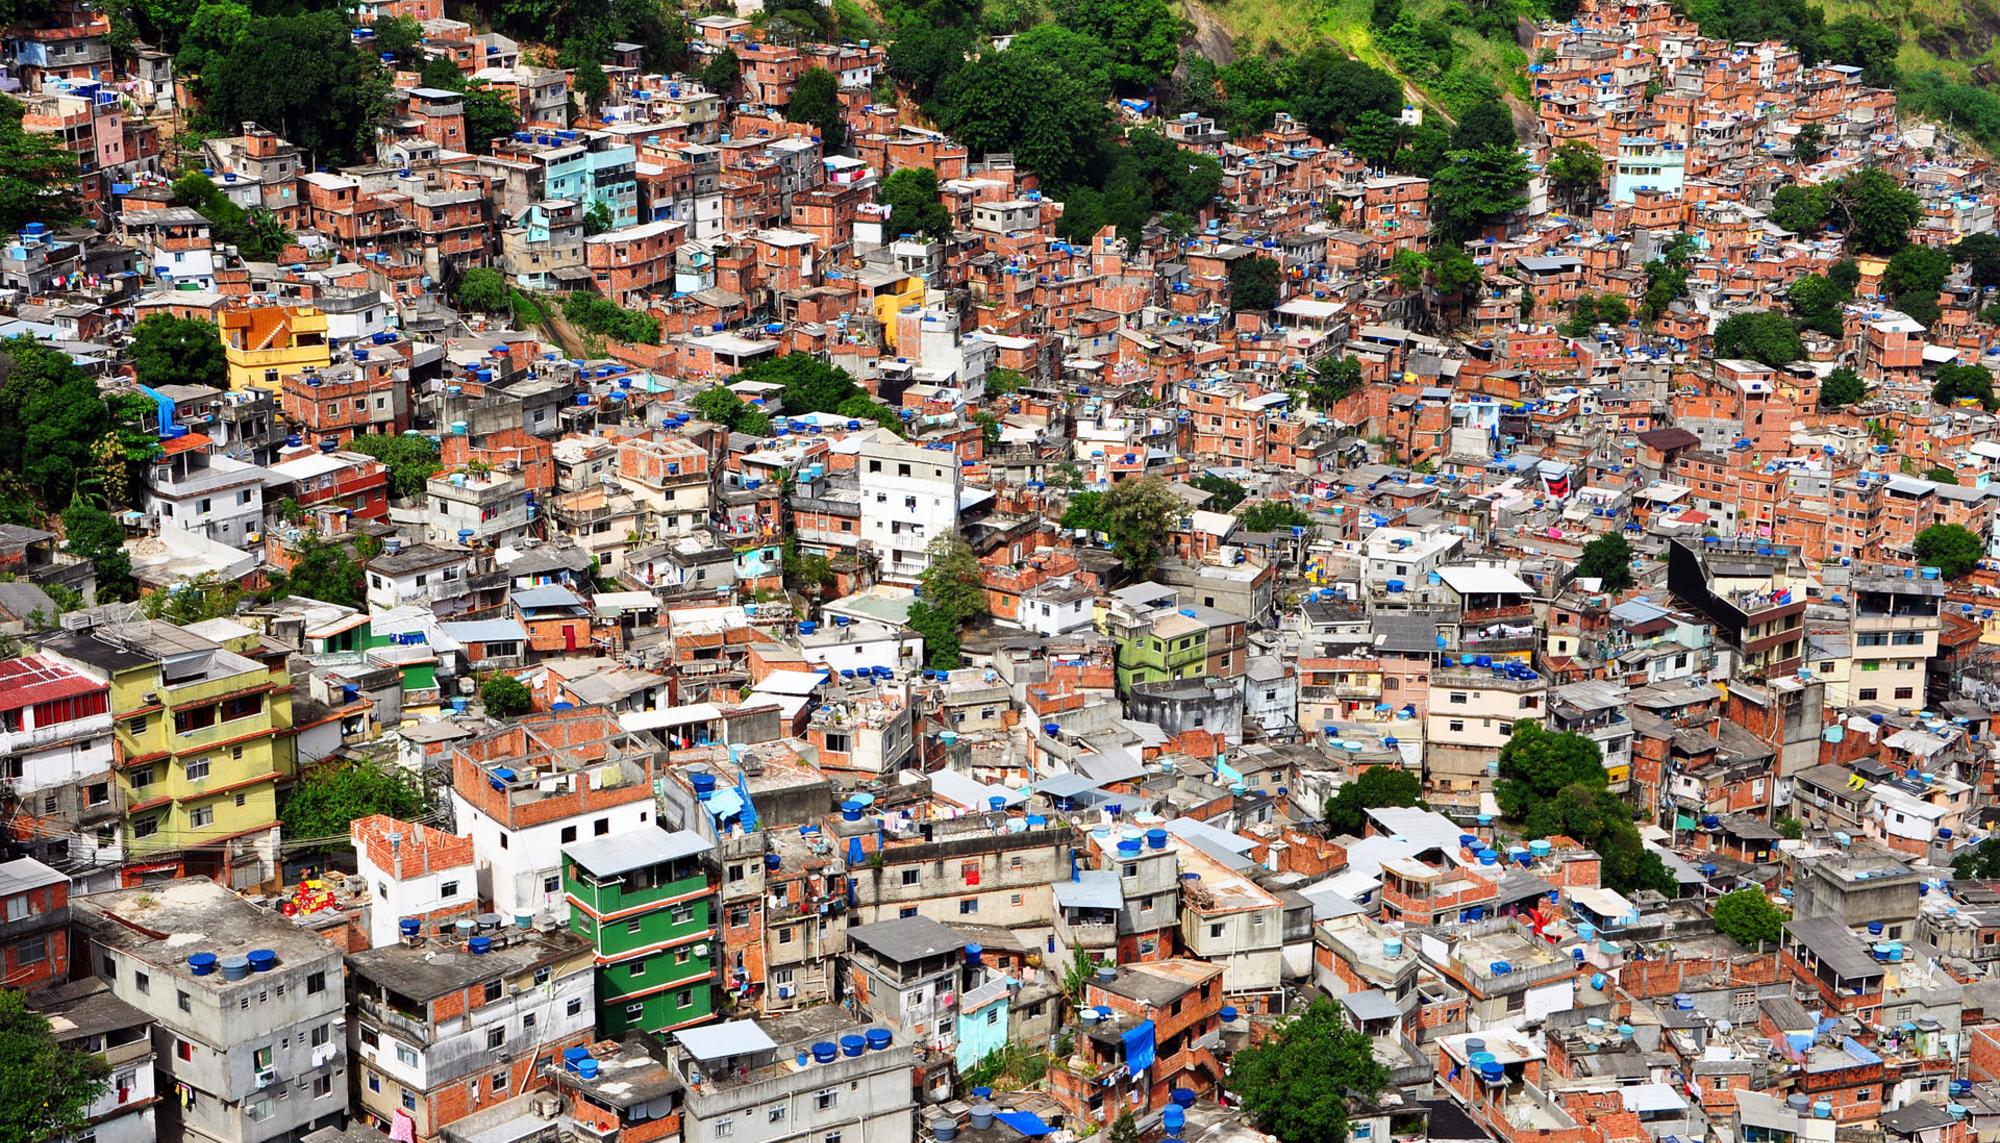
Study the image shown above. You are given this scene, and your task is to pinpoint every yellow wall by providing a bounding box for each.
[872,277,926,350]
[222,307,331,393]
[111,657,291,859]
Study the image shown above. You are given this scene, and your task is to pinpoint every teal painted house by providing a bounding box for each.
[954,963,1013,1075]
[564,828,720,1036]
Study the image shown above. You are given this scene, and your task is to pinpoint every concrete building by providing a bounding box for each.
[666,1012,915,1143]
[0,655,121,885]
[449,711,664,923]
[350,814,479,950]
[1,855,70,989]
[347,926,597,1141]
[30,978,159,1143]
[844,916,968,1093]
[563,828,720,1036]
[855,433,961,584]
[72,880,349,1143]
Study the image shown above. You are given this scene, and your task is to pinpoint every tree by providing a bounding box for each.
[279,759,425,850]
[480,673,533,717]
[877,167,954,240]
[1308,355,1363,409]
[1787,273,1848,338]
[1189,473,1246,511]
[1429,145,1530,242]
[0,96,80,234]
[1769,183,1829,235]
[933,44,1109,187]
[62,500,134,601]
[1060,489,1107,535]
[1834,167,1922,256]
[1793,120,1824,164]
[371,14,425,64]
[1820,366,1866,407]
[906,530,986,669]
[1954,837,2000,880]
[1450,99,1516,153]
[1913,523,1984,579]
[1238,501,1312,533]
[1546,141,1603,213]
[346,433,441,500]
[172,172,292,262]
[1775,815,1804,840]
[1928,466,1960,485]
[142,572,244,623]
[1099,475,1180,575]
[275,534,365,606]
[1229,255,1280,312]
[1322,766,1423,836]
[735,353,869,417]
[1344,110,1404,167]
[1932,363,1999,410]
[460,85,520,155]
[1231,999,1389,1143]
[1954,232,2000,290]
[564,291,659,343]
[0,989,109,1143]
[1109,1112,1140,1143]
[204,10,392,169]
[129,314,227,391]
[1057,0,1181,91]
[1575,532,1635,590]
[582,200,615,236]
[1008,24,1114,99]
[886,24,966,102]
[1711,310,1803,367]
[1495,721,1606,819]
[0,338,110,509]
[1883,244,1954,302]
[571,54,610,116]
[786,67,846,151]
[987,368,1026,396]
[1287,47,1401,140]
[455,268,512,314]
[1712,888,1784,948]
[700,48,739,97]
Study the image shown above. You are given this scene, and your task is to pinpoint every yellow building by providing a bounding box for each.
[42,617,295,888]
[868,273,926,349]
[219,304,330,392]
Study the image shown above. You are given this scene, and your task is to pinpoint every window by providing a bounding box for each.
[716,1121,734,1138]
[900,869,920,886]
[492,1071,509,1092]
[134,970,150,994]
[594,817,610,836]
[627,918,645,934]
[487,1028,506,1049]
[670,903,695,924]
[307,971,326,995]
[367,1072,380,1092]
[254,1046,273,1070]
[567,998,583,1017]
[629,962,647,978]
[402,1092,418,1112]
[817,1092,839,1111]
[441,880,459,899]
[313,1075,333,1099]
[1858,688,1879,701]
[561,826,578,844]
[770,1107,787,1124]
[534,966,551,986]
[396,1044,418,1067]
[986,1009,1000,1025]
[483,979,502,1002]
[177,1039,194,1062]
[959,899,978,915]
[544,875,560,894]
[190,806,213,829]
[177,990,191,1013]
[522,1012,536,1031]
[1210,924,1224,938]
[311,1024,329,1047]
[675,988,694,1007]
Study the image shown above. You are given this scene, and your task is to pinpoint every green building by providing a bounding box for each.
[564,828,720,1036]
[1115,610,1210,692]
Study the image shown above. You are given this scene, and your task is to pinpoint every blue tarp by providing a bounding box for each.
[1123,1019,1156,1073]
[996,1113,1054,1137]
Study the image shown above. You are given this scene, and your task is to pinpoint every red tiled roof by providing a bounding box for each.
[0,655,104,710]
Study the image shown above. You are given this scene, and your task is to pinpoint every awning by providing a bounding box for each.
[996,1112,1054,1136]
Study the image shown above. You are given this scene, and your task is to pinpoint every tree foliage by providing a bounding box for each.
[1546,141,1603,212]
[1932,363,1998,411]
[1820,366,1865,408]
[1770,183,1829,235]
[346,433,442,501]
[279,759,428,850]
[1711,311,1804,367]
[0,989,109,1143]
[1953,837,2000,880]
[1231,998,1389,1143]
[1056,0,1182,92]
[786,67,847,152]
[1913,523,1984,579]
[1575,532,1635,590]
[1430,145,1530,242]
[1099,475,1181,575]
[1322,766,1423,836]
[1229,255,1281,313]
[272,534,365,607]
[204,10,392,169]
[455,268,512,315]
[1238,501,1312,533]
[172,172,291,262]
[1308,355,1364,409]
[130,314,227,391]
[62,500,134,602]
[1712,889,1784,948]
[1833,167,1922,256]
[906,530,986,669]
[0,338,111,510]
[878,167,955,240]
[0,96,80,234]
[564,291,661,345]
[932,42,1108,187]
[480,672,533,718]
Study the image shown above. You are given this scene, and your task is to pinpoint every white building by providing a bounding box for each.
[350,814,478,950]
[853,433,962,583]
[797,616,922,674]
[0,655,120,883]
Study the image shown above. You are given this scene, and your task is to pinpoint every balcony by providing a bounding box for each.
[355,993,434,1045]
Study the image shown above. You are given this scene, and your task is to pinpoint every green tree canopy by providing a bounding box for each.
[1769,183,1829,235]
[563,291,660,344]
[1322,766,1423,836]
[906,529,986,669]
[62,500,134,602]
[1711,310,1804,367]
[1238,501,1312,533]
[736,353,869,416]
[0,96,80,234]
[1286,47,1401,140]
[346,433,441,500]
[130,314,227,391]
[455,268,512,314]
[1932,363,1998,410]
[1913,522,1984,579]
[278,759,428,851]
[933,42,1108,187]
[0,989,109,1143]
[1495,721,1605,819]
[1834,167,1922,256]
[1450,99,1516,153]
[1820,366,1865,407]
[1787,272,1849,338]
[0,338,110,509]
[1056,0,1182,92]
[1308,355,1364,409]
[877,167,955,240]
[1883,244,1953,302]
[1575,532,1635,590]
[1189,473,1246,511]
[205,10,392,169]
[1100,475,1181,575]
[480,673,533,717]
[1430,145,1530,242]
[1546,141,1603,212]
[1231,998,1390,1143]
[1954,837,2000,880]
[786,67,846,151]
[885,24,967,102]
[1712,888,1784,948]
[1229,255,1281,312]
[1954,232,2000,290]
[274,534,365,606]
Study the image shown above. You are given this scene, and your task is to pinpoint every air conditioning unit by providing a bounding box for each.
[692,942,710,958]
[255,1068,278,1089]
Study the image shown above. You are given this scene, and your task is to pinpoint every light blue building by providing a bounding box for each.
[513,129,639,230]
[1610,137,1686,204]
[954,967,1013,1075]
